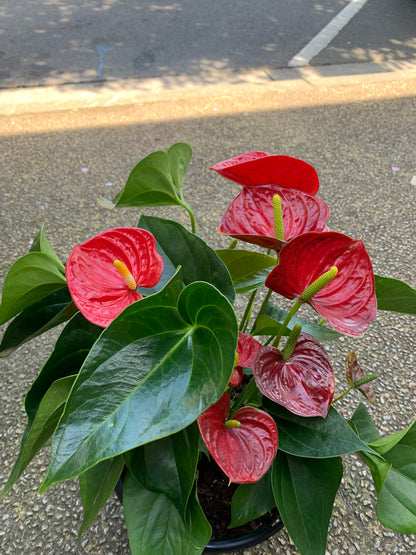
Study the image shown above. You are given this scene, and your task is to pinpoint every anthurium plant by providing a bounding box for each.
[1,143,416,555]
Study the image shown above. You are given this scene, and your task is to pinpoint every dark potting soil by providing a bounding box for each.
[196,455,279,542]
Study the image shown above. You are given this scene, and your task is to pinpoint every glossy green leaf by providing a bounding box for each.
[40,281,238,489]
[185,483,212,550]
[229,470,275,528]
[123,471,208,555]
[272,452,343,555]
[0,252,67,325]
[374,274,416,315]
[79,456,124,536]
[369,420,416,458]
[349,403,380,443]
[363,453,416,534]
[123,424,199,517]
[25,312,102,421]
[0,288,76,358]
[1,375,75,499]
[252,303,342,341]
[139,215,235,304]
[381,420,416,480]
[30,225,66,274]
[264,401,374,458]
[352,409,416,533]
[167,143,193,194]
[216,249,277,294]
[114,144,192,209]
[1,315,100,499]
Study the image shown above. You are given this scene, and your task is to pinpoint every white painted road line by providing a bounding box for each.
[288,0,370,67]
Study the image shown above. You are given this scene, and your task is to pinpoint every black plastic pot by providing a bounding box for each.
[203,514,284,553]
[115,479,284,554]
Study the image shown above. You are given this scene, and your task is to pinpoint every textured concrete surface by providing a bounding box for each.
[0,74,415,554]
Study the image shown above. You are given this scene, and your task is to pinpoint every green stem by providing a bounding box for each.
[249,289,273,334]
[180,201,196,233]
[272,300,302,348]
[230,378,259,416]
[332,387,353,403]
[240,290,257,332]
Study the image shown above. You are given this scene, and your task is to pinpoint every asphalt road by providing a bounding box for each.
[0,0,415,90]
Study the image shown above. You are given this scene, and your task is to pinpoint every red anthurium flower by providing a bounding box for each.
[253,333,335,418]
[229,366,244,387]
[219,184,330,251]
[197,392,278,484]
[66,227,163,327]
[210,151,319,195]
[229,332,263,387]
[265,231,377,337]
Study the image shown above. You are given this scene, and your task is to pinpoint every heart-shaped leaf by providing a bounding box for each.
[40,281,238,489]
[1,375,76,499]
[1,313,102,500]
[216,249,277,294]
[363,453,416,534]
[265,231,377,336]
[374,274,416,315]
[265,401,375,458]
[219,185,329,251]
[167,143,193,194]
[229,470,276,528]
[366,418,416,534]
[0,288,77,358]
[197,393,278,483]
[123,424,199,517]
[123,471,211,555]
[272,451,343,555]
[209,152,320,195]
[369,418,416,463]
[253,334,335,417]
[114,144,192,209]
[79,456,124,536]
[139,215,235,304]
[349,403,380,444]
[0,251,68,325]
[25,312,102,421]
[30,225,66,273]
[252,303,342,341]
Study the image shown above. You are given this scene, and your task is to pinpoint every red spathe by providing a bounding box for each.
[198,393,278,484]
[66,227,163,327]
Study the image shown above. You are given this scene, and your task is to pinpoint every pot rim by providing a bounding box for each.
[203,514,284,553]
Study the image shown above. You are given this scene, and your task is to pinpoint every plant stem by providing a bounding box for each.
[180,201,196,233]
[249,289,272,334]
[240,290,257,332]
[332,387,353,403]
[230,378,259,416]
[272,300,302,348]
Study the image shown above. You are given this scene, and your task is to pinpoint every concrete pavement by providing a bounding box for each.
[0,64,416,555]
